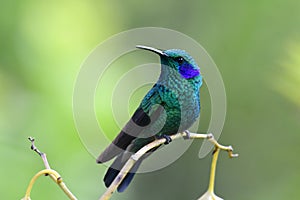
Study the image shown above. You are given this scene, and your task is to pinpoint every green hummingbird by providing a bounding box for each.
[97,45,202,192]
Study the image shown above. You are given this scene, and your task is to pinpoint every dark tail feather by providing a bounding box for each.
[103,153,143,192]
[117,144,161,192]
[103,155,124,188]
[117,158,143,192]
[103,141,160,192]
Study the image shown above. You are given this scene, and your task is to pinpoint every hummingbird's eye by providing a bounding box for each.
[175,57,184,64]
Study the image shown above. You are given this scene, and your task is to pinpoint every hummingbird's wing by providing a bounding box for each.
[97,85,163,163]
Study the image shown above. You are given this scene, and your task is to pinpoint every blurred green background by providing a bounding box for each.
[1,1,300,199]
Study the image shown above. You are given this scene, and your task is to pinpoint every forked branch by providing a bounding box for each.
[22,137,78,200]
[23,133,237,200]
[99,131,238,200]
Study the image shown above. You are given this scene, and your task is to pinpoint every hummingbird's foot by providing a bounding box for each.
[156,134,172,144]
[183,130,191,140]
[162,135,172,144]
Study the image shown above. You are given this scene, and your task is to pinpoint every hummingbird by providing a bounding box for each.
[97,45,203,192]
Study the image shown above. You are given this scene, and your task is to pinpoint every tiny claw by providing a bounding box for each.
[162,135,172,144]
[183,130,191,140]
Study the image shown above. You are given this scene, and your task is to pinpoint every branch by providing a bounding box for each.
[28,137,51,169]
[198,148,223,200]
[99,131,238,200]
[22,137,78,200]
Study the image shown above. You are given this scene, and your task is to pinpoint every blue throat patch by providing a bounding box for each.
[179,63,200,79]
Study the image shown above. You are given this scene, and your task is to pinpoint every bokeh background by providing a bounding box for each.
[1,1,300,199]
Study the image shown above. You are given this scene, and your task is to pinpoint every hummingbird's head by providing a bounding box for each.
[136,45,201,80]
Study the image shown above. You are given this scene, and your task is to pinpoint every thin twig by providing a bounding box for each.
[99,131,238,200]
[205,133,239,158]
[197,145,228,199]
[23,137,78,200]
[23,169,61,200]
[28,137,51,169]
[208,147,220,193]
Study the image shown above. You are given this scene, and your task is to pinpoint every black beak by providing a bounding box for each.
[136,45,168,57]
